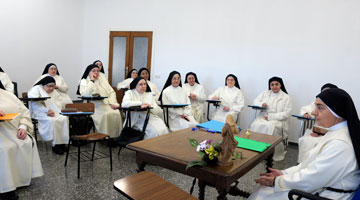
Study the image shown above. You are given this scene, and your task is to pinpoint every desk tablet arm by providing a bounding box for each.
[288,189,331,200]
[247,105,266,110]
[291,114,315,121]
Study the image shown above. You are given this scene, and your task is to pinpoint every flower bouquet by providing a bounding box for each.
[186,139,221,170]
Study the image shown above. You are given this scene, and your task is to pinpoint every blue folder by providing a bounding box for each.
[197,120,241,133]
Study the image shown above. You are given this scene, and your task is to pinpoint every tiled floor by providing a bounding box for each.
[16,141,298,200]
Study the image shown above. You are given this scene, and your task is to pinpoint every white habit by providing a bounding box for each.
[161,85,198,132]
[249,121,360,200]
[116,78,133,90]
[80,77,122,138]
[208,86,245,123]
[122,89,168,139]
[0,72,14,94]
[28,85,70,146]
[183,83,206,123]
[0,89,43,193]
[34,74,73,105]
[250,90,292,161]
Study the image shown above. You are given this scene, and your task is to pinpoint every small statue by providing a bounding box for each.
[218,115,239,166]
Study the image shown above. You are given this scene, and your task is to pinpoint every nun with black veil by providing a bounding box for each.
[138,67,161,98]
[28,76,70,155]
[34,63,73,105]
[116,68,138,89]
[208,74,245,123]
[158,71,198,132]
[0,66,14,93]
[250,76,292,161]
[297,83,338,163]
[0,80,43,200]
[183,72,206,123]
[93,60,107,81]
[121,77,168,139]
[248,88,360,200]
[78,64,122,140]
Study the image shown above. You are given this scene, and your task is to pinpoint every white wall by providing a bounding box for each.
[1,0,360,142]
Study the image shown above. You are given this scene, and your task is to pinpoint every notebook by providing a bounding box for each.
[0,113,20,121]
[197,120,241,133]
[234,136,271,152]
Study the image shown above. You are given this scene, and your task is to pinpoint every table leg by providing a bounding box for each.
[136,161,147,172]
[198,179,206,200]
[266,154,274,172]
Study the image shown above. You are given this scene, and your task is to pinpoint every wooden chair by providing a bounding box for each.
[113,171,198,200]
[12,81,18,97]
[64,103,112,178]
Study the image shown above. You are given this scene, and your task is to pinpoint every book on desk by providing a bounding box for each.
[0,113,20,121]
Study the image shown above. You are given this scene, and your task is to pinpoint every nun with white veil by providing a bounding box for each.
[34,63,73,105]
[248,88,360,200]
[208,74,245,123]
[28,76,70,155]
[250,76,292,161]
[0,66,14,94]
[0,81,43,200]
[77,64,122,140]
[182,72,206,123]
[121,77,168,139]
[158,71,198,132]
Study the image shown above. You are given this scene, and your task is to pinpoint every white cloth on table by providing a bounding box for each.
[28,85,69,145]
[183,83,206,123]
[249,121,360,200]
[208,86,244,123]
[161,85,198,132]
[122,89,168,139]
[80,76,122,138]
[250,90,292,161]
[0,89,43,193]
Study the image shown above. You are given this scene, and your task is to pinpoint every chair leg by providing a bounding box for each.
[117,146,122,155]
[77,144,81,179]
[91,142,96,161]
[109,140,113,171]
[64,140,71,167]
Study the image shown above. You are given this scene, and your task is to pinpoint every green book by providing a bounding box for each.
[234,136,271,152]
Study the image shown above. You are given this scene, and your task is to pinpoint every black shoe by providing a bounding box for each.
[107,139,118,148]
[60,144,68,152]
[0,191,19,200]
[52,145,64,155]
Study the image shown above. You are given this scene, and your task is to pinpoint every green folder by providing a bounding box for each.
[234,136,271,152]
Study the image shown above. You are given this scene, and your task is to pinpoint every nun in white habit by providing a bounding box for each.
[0,81,43,199]
[0,66,14,94]
[183,72,206,123]
[138,67,160,98]
[77,64,122,139]
[93,60,107,81]
[122,77,168,139]
[208,74,245,123]
[28,76,70,155]
[116,69,138,90]
[34,63,73,105]
[250,76,292,161]
[297,83,338,163]
[158,71,198,132]
[248,88,360,200]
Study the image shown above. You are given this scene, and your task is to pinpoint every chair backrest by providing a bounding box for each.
[22,92,29,108]
[12,82,18,97]
[65,103,94,113]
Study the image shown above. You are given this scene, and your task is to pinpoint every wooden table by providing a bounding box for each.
[114,171,197,200]
[127,128,282,200]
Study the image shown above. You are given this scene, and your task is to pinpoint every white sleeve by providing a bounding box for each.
[196,86,206,103]
[300,103,315,116]
[253,91,265,106]
[268,96,292,121]
[57,76,69,93]
[79,79,96,96]
[208,87,220,99]
[121,91,142,107]
[230,90,245,112]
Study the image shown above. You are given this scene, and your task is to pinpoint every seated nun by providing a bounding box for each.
[34,63,73,105]
[138,67,161,98]
[250,76,292,161]
[77,64,122,142]
[297,83,338,163]
[158,71,198,132]
[248,88,360,200]
[0,81,43,200]
[121,77,168,139]
[0,66,14,94]
[93,60,107,81]
[28,76,70,155]
[183,72,206,123]
[208,74,245,123]
[116,69,138,90]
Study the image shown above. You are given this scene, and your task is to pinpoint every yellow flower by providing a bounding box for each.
[205,145,219,160]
